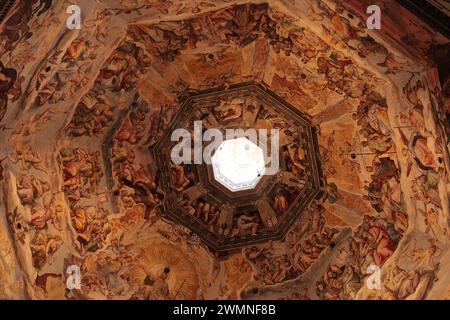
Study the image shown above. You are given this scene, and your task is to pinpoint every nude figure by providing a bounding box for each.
[234,214,259,236]
[10,145,47,172]
[171,164,190,192]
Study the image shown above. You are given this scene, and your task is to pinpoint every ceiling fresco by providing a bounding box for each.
[0,0,449,301]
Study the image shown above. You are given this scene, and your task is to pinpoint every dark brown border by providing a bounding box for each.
[396,0,450,39]
[0,0,15,24]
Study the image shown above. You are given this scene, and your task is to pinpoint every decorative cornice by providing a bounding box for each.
[0,0,15,24]
[396,0,450,39]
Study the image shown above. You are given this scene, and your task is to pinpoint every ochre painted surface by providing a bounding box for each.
[0,0,449,300]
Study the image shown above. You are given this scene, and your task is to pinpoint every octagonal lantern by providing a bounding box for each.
[211,137,266,192]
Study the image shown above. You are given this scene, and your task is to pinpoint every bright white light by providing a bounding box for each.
[211,138,266,192]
